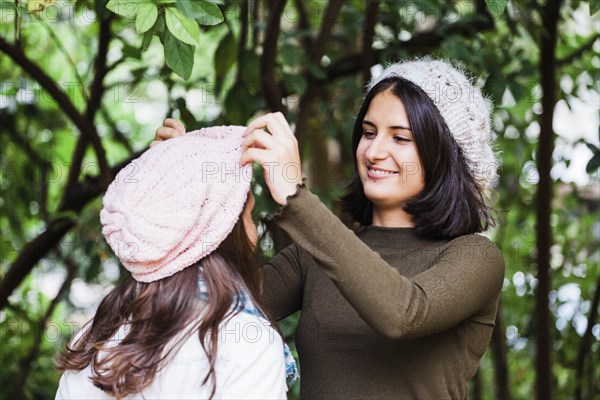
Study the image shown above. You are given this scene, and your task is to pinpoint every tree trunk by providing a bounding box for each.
[574,275,600,400]
[535,1,562,399]
[491,301,511,400]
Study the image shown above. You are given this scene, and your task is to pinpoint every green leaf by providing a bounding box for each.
[176,0,223,25]
[282,73,307,95]
[153,12,167,44]
[214,30,237,72]
[196,1,224,26]
[175,97,197,128]
[483,67,507,104]
[585,142,600,155]
[240,49,260,86]
[122,43,142,59]
[165,7,201,45]
[308,64,327,80]
[586,153,600,174]
[142,27,155,51]
[591,0,599,15]
[485,0,507,16]
[224,81,262,124]
[214,30,237,79]
[106,0,146,18]
[135,3,158,33]
[164,30,195,80]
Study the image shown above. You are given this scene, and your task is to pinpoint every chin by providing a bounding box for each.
[363,190,391,206]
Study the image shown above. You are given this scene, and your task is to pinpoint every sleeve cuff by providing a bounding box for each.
[263,177,307,223]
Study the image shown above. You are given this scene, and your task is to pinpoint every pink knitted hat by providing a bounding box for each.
[100,126,252,282]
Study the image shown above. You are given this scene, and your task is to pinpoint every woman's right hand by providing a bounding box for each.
[150,118,186,147]
[240,112,302,206]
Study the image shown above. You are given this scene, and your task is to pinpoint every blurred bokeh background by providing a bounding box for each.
[0,0,598,399]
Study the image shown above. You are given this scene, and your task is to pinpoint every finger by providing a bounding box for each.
[273,112,294,138]
[155,126,183,141]
[163,118,186,134]
[241,129,278,151]
[240,147,270,166]
[149,140,161,148]
[244,113,289,141]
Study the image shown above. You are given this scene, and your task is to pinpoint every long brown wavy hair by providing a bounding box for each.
[56,215,270,398]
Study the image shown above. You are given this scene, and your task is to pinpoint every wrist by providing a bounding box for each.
[279,180,302,205]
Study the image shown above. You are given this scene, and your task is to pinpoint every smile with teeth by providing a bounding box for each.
[367,166,398,176]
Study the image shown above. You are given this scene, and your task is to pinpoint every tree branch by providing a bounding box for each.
[0,35,111,189]
[1,120,53,222]
[63,15,113,197]
[236,0,249,83]
[9,250,78,398]
[260,0,286,113]
[361,0,379,85]
[324,4,494,81]
[42,19,88,102]
[535,0,563,399]
[86,15,112,121]
[0,151,143,311]
[251,0,260,48]
[100,106,134,153]
[574,274,600,400]
[558,33,600,67]
[310,0,344,63]
[295,0,345,190]
[62,135,89,204]
[0,217,75,312]
[294,0,313,52]
[491,300,511,400]
[2,121,47,166]
[0,36,87,133]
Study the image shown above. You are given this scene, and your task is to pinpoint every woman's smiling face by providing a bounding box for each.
[356,90,425,220]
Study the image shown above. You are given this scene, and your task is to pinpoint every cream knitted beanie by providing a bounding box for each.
[100,126,252,282]
[367,58,498,190]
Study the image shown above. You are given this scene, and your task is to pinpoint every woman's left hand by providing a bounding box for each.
[240,112,302,205]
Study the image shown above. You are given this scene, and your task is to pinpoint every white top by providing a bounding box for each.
[55,312,287,399]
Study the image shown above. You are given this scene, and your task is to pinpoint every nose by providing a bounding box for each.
[364,135,389,162]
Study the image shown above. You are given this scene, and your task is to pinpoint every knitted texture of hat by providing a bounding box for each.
[367,58,498,190]
[100,126,252,282]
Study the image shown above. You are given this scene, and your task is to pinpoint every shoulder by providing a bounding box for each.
[219,312,284,358]
[445,234,503,262]
[217,313,287,391]
[442,234,505,280]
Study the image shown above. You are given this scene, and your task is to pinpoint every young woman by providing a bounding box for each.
[154,59,505,399]
[56,126,295,399]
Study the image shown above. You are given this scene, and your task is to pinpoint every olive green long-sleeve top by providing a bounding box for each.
[262,186,505,399]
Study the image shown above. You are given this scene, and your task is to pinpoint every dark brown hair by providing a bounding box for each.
[341,77,494,238]
[56,215,269,398]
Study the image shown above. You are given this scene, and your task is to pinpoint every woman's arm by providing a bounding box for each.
[261,244,304,320]
[270,185,505,340]
[241,113,504,340]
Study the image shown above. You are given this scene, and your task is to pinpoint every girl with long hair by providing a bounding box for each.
[55,126,295,399]
[154,59,505,399]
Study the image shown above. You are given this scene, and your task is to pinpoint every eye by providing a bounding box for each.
[362,130,376,138]
[393,135,411,143]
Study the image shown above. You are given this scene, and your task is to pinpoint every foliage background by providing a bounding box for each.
[0,0,598,399]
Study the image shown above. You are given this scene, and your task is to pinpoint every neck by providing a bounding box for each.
[371,207,415,228]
